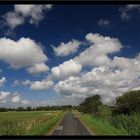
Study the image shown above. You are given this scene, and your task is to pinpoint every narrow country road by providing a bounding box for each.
[52,111,91,135]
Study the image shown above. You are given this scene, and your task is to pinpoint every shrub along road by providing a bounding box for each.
[51,111,91,135]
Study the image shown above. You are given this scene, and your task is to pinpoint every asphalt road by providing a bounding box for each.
[52,111,91,135]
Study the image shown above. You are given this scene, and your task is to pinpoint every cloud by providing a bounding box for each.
[53,33,140,105]
[11,93,21,103]
[13,80,20,87]
[0,91,11,103]
[52,39,81,56]
[55,58,140,105]
[11,92,29,105]
[30,80,54,90]
[98,19,110,27]
[14,5,52,25]
[75,33,123,66]
[0,90,29,106]
[51,59,82,79]
[51,33,123,79]
[39,94,84,106]
[55,76,89,96]
[13,79,53,90]
[1,32,139,106]
[13,79,31,87]
[26,63,49,74]
[2,5,52,29]
[21,99,29,105]
[120,5,140,21]
[3,12,24,29]
[0,37,48,69]
[0,77,6,87]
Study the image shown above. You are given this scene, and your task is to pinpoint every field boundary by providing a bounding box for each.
[48,111,66,135]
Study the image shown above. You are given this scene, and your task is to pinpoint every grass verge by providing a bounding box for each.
[74,111,128,135]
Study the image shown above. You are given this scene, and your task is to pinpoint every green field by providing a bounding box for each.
[0,110,65,135]
[75,111,140,135]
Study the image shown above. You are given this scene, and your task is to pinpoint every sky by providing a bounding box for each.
[0,4,140,107]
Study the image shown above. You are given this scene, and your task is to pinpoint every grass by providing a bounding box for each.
[0,110,65,135]
[110,113,140,135]
[74,111,128,135]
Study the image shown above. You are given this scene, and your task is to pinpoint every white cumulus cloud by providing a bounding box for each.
[52,39,81,56]
[0,91,11,103]
[2,5,52,29]
[55,60,140,105]
[51,59,82,79]
[3,12,24,29]
[0,37,48,69]
[26,63,49,74]
[53,33,140,105]
[11,93,21,103]
[75,33,123,67]
[11,92,29,105]
[30,80,54,90]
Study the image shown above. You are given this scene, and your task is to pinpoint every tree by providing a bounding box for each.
[26,106,32,111]
[112,90,140,115]
[16,107,26,111]
[0,108,6,112]
[78,95,103,115]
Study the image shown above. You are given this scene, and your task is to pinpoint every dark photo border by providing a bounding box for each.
[0,0,140,140]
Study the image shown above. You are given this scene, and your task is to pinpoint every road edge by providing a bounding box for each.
[72,110,95,135]
[48,111,67,135]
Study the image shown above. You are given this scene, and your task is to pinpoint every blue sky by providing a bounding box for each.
[0,4,140,107]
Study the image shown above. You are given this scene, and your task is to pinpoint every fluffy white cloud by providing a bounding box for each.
[0,77,6,87]
[0,91,38,107]
[11,92,29,105]
[21,99,29,105]
[13,79,53,90]
[111,56,140,70]
[75,33,123,66]
[51,33,123,80]
[51,59,82,79]
[98,19,110,27]
[14,5,52,25]
[3,12,24,29]
[52,40,81,56]
[2,5,52,29]
[30,80,54,90]
[55,76,89,96]
[11,93,21,103]
[0,91,10,103]
[0,37,47,69]
[27,63,49,74]
[55,52,140,105]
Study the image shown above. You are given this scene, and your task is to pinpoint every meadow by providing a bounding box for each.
[0,110,65,135]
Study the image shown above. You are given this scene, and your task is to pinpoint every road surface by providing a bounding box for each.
[52,111,91,135]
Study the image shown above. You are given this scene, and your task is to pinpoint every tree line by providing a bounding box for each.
[0,90,139,114]
[0,105,73,112]
[77,90,140,116]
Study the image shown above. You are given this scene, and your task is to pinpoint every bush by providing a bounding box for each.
[98,105,112,120]
[111,113,140,135]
